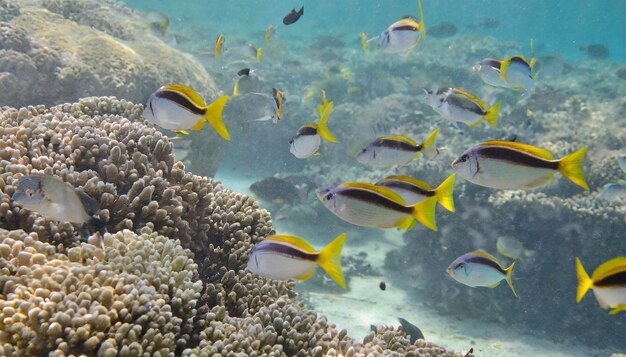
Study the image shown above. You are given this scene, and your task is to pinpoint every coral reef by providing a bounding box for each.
[0,0,218,107]
[0,97,465,356]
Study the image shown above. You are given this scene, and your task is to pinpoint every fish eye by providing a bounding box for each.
[325,193,334,200]
[25,189,34,197]
[289,139,293,144]
[456,263,464,270]
[460,155,469,163]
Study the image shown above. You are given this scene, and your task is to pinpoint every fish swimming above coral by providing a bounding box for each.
[576,257,626,314]
[366,0,426,57]
[249,177,303,205]
[289,101,337,159]
[474,58,526,90]
[397,317,425,343]
[374,174,456,212]
[317,182,438,231]
[579,44,609,59]
[447,251,517,297]
[496,236,535,261]
[215,33,225,60]
[265,25,275,43]
[452,140,589,190]
[598,181,626,201]
[283,6,304,25]
[247,233,346,288]
[356,130,440,167]
[423,87,501,128]
[12,174,103,227]
[143,84,231,140]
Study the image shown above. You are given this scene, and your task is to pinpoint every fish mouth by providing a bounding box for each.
[445,267,453,275]
[472,63,481,73]
[451,159,459,168]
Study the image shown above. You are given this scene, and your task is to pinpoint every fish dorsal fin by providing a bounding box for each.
[482,140,554,160]
[592,257,626,281]
[163,84,206,107]
[76,190,99,214]
[471,250,502,266]
[383,175,432,190]
[450,88,485,106]
[379,135,417,146]
[340,182,407,204]
[266,235,316,253]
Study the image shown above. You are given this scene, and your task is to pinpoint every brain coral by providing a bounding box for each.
[0,97,464,356]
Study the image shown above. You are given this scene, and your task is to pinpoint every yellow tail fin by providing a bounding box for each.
[434,174,456,212]
[256,48,262,61]
[204,95,230,141]
[417,0,426,39]
[317,101,337,143]
[505,261,518,298]
[576,258,593,303]
[318,233,347,288]
[232,77,242,97]
[558,147,588,190]
[420,129,439,160]
[485,100,501,128]
[411,196,437,231]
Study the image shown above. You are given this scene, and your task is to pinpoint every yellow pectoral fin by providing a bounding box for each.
[295,270,315,281]
[609,305,626,315]
[176,130,190,135]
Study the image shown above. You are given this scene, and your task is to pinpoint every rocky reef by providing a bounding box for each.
[0,97,465,356]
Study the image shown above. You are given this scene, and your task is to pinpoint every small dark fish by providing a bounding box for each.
[370,324,377,333]
[283,6,304,25]
[250,177,300,205]
[398,317,425,343]
[237,68,251,76]
[427,21,458,38]
[579,44,609,59]
[464,347,474,357]
[379,281,386,291]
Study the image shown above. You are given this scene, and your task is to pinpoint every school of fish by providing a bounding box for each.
[10,0,624,321]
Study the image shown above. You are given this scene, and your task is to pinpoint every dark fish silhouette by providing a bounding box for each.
[237,68,251,76]
[579,44,609,59]
[250,177,300,205]
[379,281,386,291]
[283,6,304,25]
[398,317,425,343]
[464,347,474,357]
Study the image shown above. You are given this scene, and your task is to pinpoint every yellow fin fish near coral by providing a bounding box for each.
[265,25,275,44]
[376,0,426,57]
[215,33,224,60]
[375,174,455,212]
[447,251,517,297]
[356,129,440,167]
[143,84,230,140]
[317,182,438,231]
[576,257,626,314]
[423,87,501,128]
[289,101,337,159]
[247,233,347,288]
[452,140,589,190]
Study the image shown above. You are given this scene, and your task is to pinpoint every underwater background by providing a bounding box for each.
[0,0,625,356]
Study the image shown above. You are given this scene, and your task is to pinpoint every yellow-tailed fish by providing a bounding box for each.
[576,257,626,314]
[289,101,336,159]
[377,0,426,57]
[316,90,329,118]
[247,233,346,288]
[272,87,284,121]
[423,87,501,128]
[215,33,224,61]
[356,129,440,167]
[473,58,523,90]
[359,32,369,52]
[496,236,534,261]
[500,40,537,92]
[265,25,275,44]
[11,174,103,227]
[143,84,230,140]
[317,182,438,231]
[447,251,517,297]
[452,140,589,190]
[375,173,455,212]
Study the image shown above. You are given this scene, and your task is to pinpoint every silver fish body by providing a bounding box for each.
[501,56,536,92]
[144,89,203,130]
[357,138,419,167]
[474,59,519,89]
[248,240,317,280]
[12,175,96,224]
[447,251,516,296]
[289,125,321,159]
[423,88,499,127]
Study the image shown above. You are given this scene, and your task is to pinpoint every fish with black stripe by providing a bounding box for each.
[289,101,337,159]
[356,129,440,167]
[576,257,626,314]
[423,87,501,128]
[452,140,589,190]
[247,233,346,288]
[447,251,517,297]
[370,0,426,57]
[375,173,456,212]
[143,84,230,140]
[317,182,438,231]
